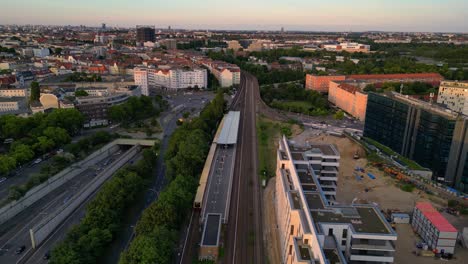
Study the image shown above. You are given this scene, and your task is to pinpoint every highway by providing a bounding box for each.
[224,72,264,264]
[0,149,127,263]
[21,152,143,264]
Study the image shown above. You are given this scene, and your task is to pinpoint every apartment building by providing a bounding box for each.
[328,81,368,121]
[412,202,458,254]
[0,97,24,114]
[323,43,371,53]
[437,81,468,115]
[364,92,468,192]
[212,66,241,87]
[134,67,207,95]
[276,136,397,264]
[0,88,27,98]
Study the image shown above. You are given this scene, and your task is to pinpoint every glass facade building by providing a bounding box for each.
[364,92,468,192]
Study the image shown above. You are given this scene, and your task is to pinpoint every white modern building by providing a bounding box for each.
[134,67,207,95]
[412,202,458,254]
[211,66,241,88]
[33,48,50,58]
[437,81,468,115]
[0,97,24,113]
[323,43,371,53]
[276,136,397,264]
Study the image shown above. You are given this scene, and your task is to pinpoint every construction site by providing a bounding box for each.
[264,127,468,264]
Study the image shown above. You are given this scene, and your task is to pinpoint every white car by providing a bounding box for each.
[33,158,42,164]
[0,177,7,184]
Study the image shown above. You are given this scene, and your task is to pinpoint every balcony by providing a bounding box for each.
[351,239,395,252]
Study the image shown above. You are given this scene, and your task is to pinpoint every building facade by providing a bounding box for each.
[328,81,368,121]
[364,92,468,192]
[275,136,397,264]
[437,81,468,115]
[136,26,155,43]
[323,42,371,53]
[134,67,208,94]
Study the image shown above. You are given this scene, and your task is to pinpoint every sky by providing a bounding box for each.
[1,0,468,32]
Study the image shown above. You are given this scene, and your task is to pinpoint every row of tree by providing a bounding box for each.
[0,109,84,176]
[119,91,226,264]
[49,143,159,264]
[260,83,329,115]
[207,51,305,85]
[64,72,102,82]
[7,131,115,201]
[108,96,166,126]
[364,81,437,95]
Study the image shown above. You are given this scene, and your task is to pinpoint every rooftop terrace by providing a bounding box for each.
[311,207,392,234]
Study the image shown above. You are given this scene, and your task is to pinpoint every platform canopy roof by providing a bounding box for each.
[216,111,240,145]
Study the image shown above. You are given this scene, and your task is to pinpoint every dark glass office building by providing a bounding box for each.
[136,26,155,43]
[364,92,468,192]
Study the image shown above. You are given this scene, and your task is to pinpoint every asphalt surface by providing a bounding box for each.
[223,72,264,264]
[22,152,143,264]
[0,150,127,264]
[0,159,54,201]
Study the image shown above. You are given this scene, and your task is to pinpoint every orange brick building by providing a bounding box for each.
[328,81,368,121]
[305,75,345,93]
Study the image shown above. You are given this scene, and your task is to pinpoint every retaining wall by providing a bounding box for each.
[0,142,120,225]
[30,145,140,248]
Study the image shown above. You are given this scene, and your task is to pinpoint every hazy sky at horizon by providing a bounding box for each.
[1,0,467,32]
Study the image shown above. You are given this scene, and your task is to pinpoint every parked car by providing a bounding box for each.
[33,158,42,165]
[0,177,7,184]
[15,245,26,254]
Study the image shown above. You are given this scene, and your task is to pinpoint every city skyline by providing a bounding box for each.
[2,0,468,32]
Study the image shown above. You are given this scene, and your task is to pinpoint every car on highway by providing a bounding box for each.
[33,158,42,164]
[15,245,26,254]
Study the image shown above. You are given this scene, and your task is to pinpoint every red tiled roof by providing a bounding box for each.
[415,202,457,233]
[348,73,443,80]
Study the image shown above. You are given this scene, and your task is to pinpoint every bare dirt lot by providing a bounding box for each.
[293,129,468,262]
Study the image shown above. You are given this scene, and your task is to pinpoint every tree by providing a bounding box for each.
[0,155,16,175]
[30,81,40,102]
[54,47,62,55]
[334,110,345,120]
[33,136,55,154]
[119,227,175,264]
[43,127,71,146]
[74,90,89,97]
[45,109,84,135]
[10,144,34,164]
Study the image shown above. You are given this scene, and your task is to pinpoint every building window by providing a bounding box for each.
[341,240,346,246]
[342,229,347,238]
[290,225,294,235]
[289,245,292,255]
[328,228,333,236]
[304,239,309,245]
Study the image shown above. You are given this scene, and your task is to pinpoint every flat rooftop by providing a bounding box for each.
[201,214,221,246]
[202,144,236,222]
[289,143,339,156]
[311,206,392,234]
[305,192,325,210]
[216,111,240,145]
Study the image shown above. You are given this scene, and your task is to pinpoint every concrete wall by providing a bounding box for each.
[0,142,120,225]
[30,145,140,248]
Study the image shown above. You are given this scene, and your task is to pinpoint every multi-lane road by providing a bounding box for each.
[0,150,127,264]
[224,72,264,264]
